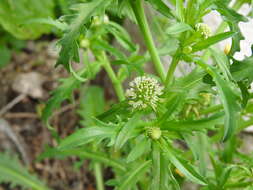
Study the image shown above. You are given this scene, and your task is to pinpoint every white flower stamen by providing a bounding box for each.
[126,76,164,110]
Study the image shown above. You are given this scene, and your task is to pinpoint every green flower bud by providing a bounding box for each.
[195,23,212,39]
[183,46,192,54]
[80,38,90,48]
[147,127,162,140]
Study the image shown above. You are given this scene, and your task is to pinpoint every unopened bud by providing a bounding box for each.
[80,39,90,48]
[224,44,231,55]
[183,46,192,54]
[147,127,162,140]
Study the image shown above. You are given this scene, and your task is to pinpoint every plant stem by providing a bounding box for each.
[165,56,180,87]
[99,51,125,101]
[131,0,166,82]
[200,104,223,115]
[94,162,105,190]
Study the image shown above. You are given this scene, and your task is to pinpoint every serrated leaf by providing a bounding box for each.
[56,0,110,69]
[0,152,50,190]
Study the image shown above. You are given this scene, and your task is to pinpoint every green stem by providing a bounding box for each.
[200,104,223,115]
[99,51,125,101]
[165,56,180,87]
[94,162,105,190]
[131,0,166,82]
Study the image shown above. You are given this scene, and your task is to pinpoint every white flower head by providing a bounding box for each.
[195,23,212,39]
[126,76,164,110]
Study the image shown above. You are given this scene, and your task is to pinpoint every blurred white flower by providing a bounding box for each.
[126,76,164,110]
[195,23,212,39]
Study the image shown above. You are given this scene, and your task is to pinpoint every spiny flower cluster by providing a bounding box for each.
[195,23,212,39]
[126,76,164,110]
[147,127,162,140]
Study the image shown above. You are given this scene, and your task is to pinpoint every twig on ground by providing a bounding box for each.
[0,119,30,165]
[0,94,26,117]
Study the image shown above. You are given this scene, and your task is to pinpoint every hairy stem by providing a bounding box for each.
[99,51,125,101]
[131,0,166,82]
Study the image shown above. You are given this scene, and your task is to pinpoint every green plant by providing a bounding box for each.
[0,152,50,190]
[2,0,253,189]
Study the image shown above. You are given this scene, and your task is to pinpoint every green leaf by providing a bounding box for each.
[192,31,236,52]
[195,59,241,141]
[92,39,126,60]
[161,112,224,132]
[185,0,201,25]
[78,86,105,126]
[115,114,141,150]
[176,0,184,22]
[151,142,171,190]
[231,56,253,83]
[27,18,68,31]
[166,22,193,35]
[58,126,117,150]
[210,48,232,81]
[117,160,152,190]
[42,76,81,122]
[56,0,110,69]
[42,62,101,122]
[0,0,54,39]
[96,101,130,122]
[146,0,174,19]
[0,152,50,190]
[212,1,248,54]
[38,147,126,172]
[168,166,180,190]
[127,137,150,163]
[230,55,253,107]
[159,140,207,185]
[107,22,136,52]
